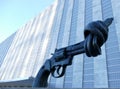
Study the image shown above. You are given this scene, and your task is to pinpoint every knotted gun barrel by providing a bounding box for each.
[32,18,113,87]
[66,18,113,57]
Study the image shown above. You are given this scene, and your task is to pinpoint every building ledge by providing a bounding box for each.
[0,77,34,87]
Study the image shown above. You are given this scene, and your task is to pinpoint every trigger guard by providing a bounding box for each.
[51,66,66,78]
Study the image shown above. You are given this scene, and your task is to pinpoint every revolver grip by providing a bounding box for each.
[32,66,50,87]
[32,60,51,87]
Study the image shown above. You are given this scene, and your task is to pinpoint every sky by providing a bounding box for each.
[0,0,55,43]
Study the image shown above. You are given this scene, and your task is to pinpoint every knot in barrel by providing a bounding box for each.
[84,20,109,57]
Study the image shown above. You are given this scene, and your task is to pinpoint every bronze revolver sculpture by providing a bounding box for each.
[32,18,113,87]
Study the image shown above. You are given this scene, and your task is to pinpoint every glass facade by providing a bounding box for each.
[0,33,15,67]
[83,0,94,88]
[0,0,120,88]
[101,0,120,88]
[92,0,108,88]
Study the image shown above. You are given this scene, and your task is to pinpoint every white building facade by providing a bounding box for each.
[0,0,120,88]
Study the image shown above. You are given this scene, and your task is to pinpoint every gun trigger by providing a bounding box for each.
[56,65,61,75]
[51,53,54,55]
[51,66,66,78]
[56,66,66,77]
